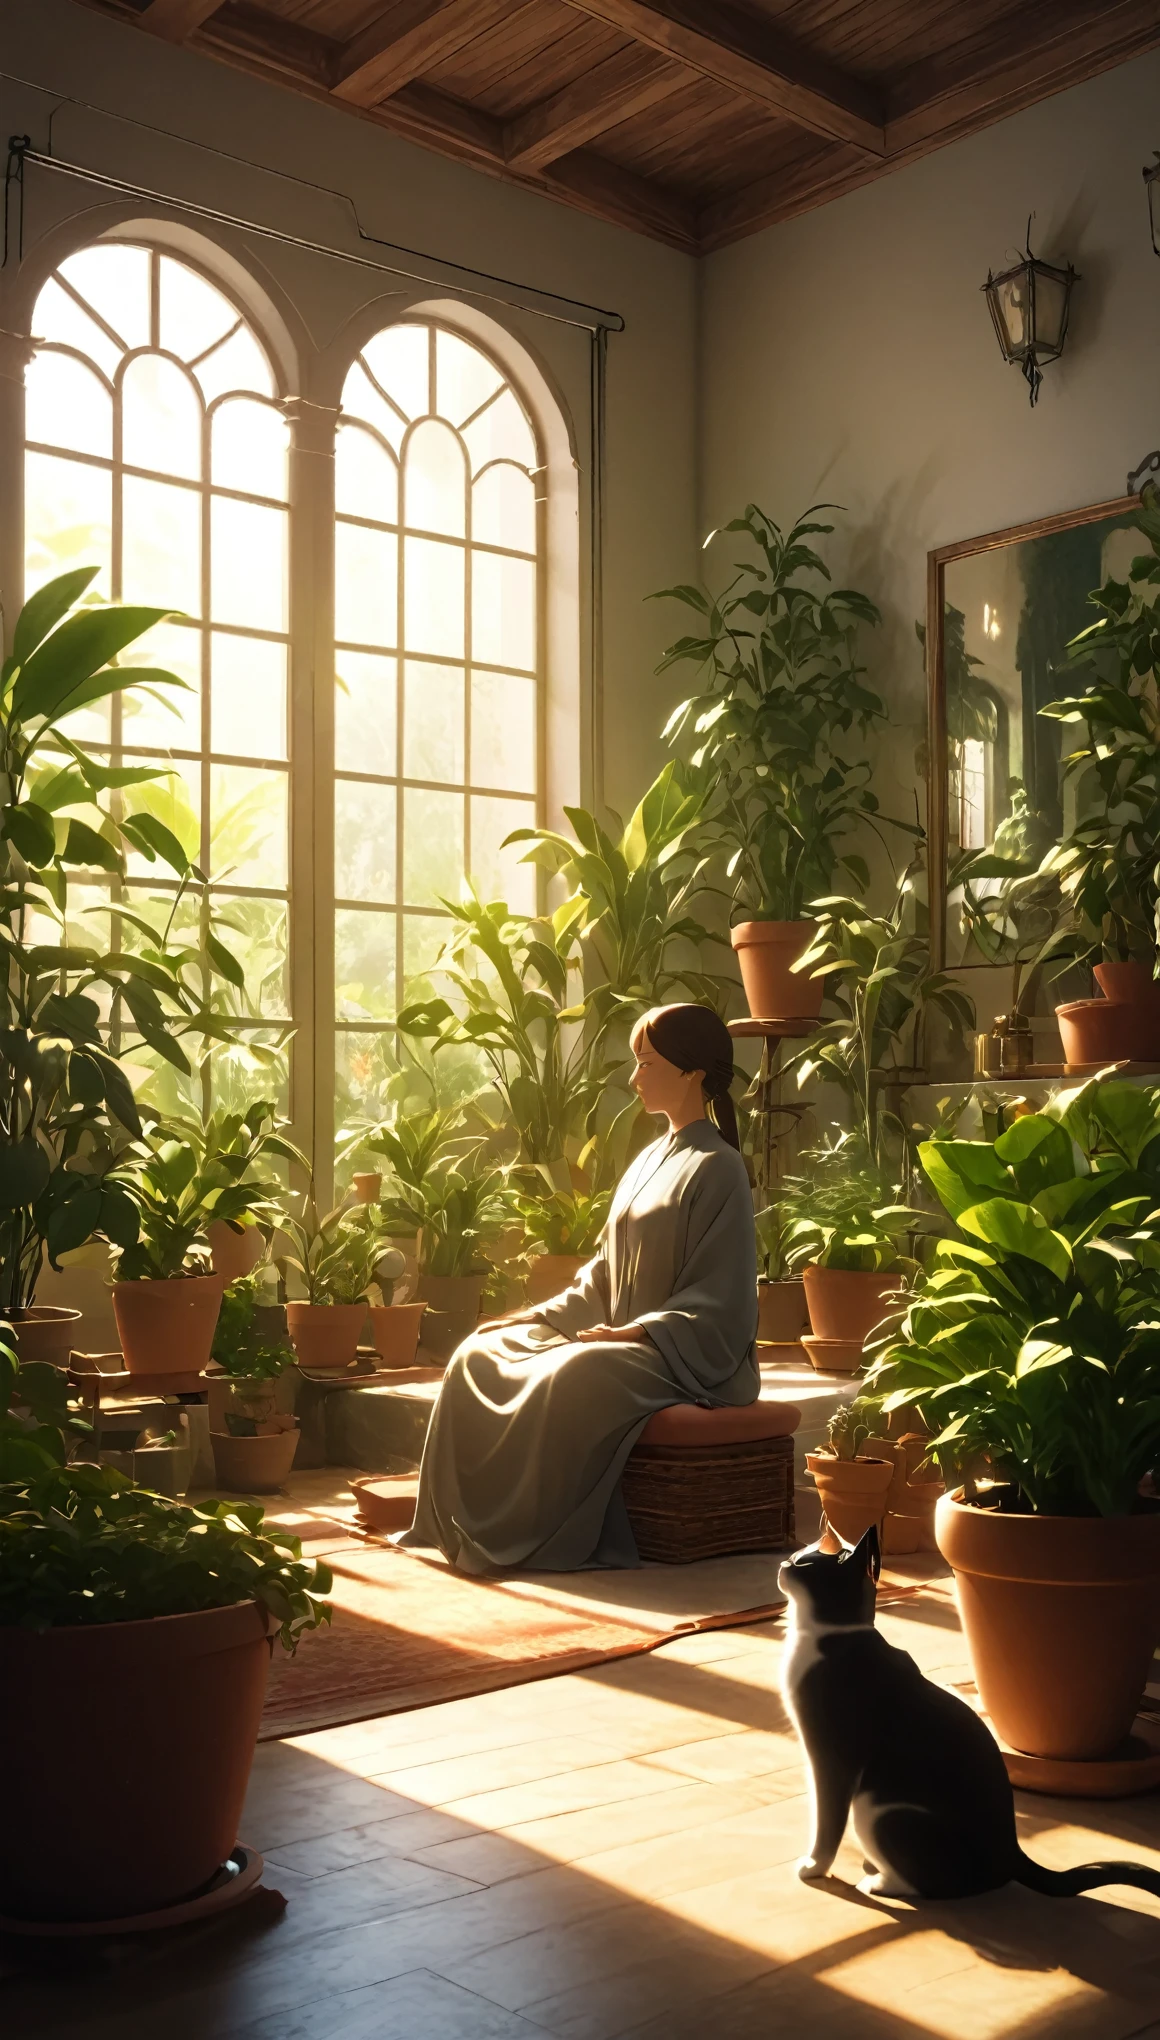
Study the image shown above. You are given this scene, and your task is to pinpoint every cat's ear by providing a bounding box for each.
[852,1522,882,1581]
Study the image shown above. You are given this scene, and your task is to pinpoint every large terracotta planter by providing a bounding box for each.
[352,1172,382,1204]
[757,1279,807,1343]
[207,1219,265,1283]
[731,919,823,1021]
[113,1274,225,1377]
[4,1304,82,1370]
[365,1301,426,1368]
[211,1422,299,1494]
[0,1600,270,1922]
[1057,958,1160,1066]
[935,1491,1160,1761]
[806,1450,894,1544]
[802,1266,900,1345]
[526,1254,586,1306]
[285,1300,366,1371]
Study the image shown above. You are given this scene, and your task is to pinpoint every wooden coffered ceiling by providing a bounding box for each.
[74,0,1160,253]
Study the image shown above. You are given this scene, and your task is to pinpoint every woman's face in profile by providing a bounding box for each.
[631,1040,704,1120]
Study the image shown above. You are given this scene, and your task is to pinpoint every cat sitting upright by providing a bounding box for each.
[778,1525,1160,1902]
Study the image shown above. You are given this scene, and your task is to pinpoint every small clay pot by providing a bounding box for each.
[365,1301,426,1368]
[526,1254,586,1306]
[757,1279,808,1344]
[3,1305,82,1370]
[802,1266,900,1345]
[806,1449,894,1544]
[207,1219,265,1284]
[285,1300,367,1371]
[352,1172,382,1205]
[730,919,823,1021]
[112,1274,225,1378]
[936,1490,1160,1761]
[210,1422,299,1494]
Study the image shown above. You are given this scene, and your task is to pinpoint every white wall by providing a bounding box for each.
[0,0,699,820]
[700,49,1160,927]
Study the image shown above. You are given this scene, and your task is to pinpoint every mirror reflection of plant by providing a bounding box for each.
[656,505,909,922]
[862,1079,1160,1515]
[0,569,248,1313]
[780,1131,923,1275]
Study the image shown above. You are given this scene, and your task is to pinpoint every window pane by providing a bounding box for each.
[123,761,200,878]
[60,245,150,350]
[336,522,397,648]
[336,1029,395,1127]
[402,786,463,906]
[336,908,395,1020]
[335,422,398,522]
[211,765,288,889]
[26,351,111,458]
[336,650,396,776]
[471,794,536,910]
[212,633,286,760]
[159,255,238,365]
[402,912,451,988]
[25,451,111,599]
[404,662,463,784]
[335,779,396,903]
[472,550,535,670]
[404,536,463,657]
[211,396,288,501]
[341,362,405,455]
[435,329,503,428]
[33,278,123,378]
[471,672,536,792]
[122,475,201,614]
[362,326,428,421]
[213,894,290,1016]
[192,325,273,406]
[472,463,535,553]
[404,419,466,537]
[462,388,535,475]
[208,1032,290,1118]
[121,620,201,752]
[122,354,201,481]
[211,498,286,630]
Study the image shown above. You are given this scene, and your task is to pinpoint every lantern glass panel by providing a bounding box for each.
[993,273,1029,358]
[1032,268,1069,355]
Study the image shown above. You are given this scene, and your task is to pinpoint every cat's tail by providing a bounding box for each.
[1015,1850,1160,1900]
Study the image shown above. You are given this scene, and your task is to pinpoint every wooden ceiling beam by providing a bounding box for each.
[330,0,536,107]
[139,0,225,39]
[559,0,885,154]
[504,44,689,172]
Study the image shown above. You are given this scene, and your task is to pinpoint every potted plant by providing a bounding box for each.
[515,1183,612,1304]
[805,1399,895,1543]
[863,1076,1160,1769]
[380,1144,513,1360]
[0,1341,330,1923]
[199,1100,306,1282]
[0,569,246,1365]
[753,1203,808,1349]
[108,1121,282,1377]
[276,1198,389,1371]
[207,1273,300,1492]
[654,504,900,1019]
[362,1245,423,1368]
[782,1135,917,1371]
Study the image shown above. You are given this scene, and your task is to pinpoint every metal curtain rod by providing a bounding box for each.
[2,131,625,334]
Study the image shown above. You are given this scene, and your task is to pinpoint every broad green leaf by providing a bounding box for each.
[11,567,99,665]
[13,607,172,722]
[4,801,57,869]
[957,1197,1072,1280]
[0,1139,51,1208]
[919,1139,1007,1220]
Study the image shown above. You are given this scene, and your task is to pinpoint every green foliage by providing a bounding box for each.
[211,1272,294,1381]
[514,1183,612,1256]
[861,1077,1160,1515]
[276,1198,393,1305]
[826,1398,875,1462]
[381,1155,513,1279]
[656,504,906,921]
[781,1132,921,1275]
[0,571,248,1309]
[111,1101,298,1280]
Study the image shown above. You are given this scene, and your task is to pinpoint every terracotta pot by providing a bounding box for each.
[802,1265,900,1345]
[3,1305,82,1370]
[113,1274,225,1378]
[1095,959,1160,1005]
[285,1300,367,1371]
[1057,959,1160,1066]
[365,1301,426,1368]
[526,1254,586,1306]
[806,1450,894,1544]
[757,1279,807,1343]
[417,1273,485,1318]
[211,1423,299,1494]
[352,1172,382,1205]
[207,1219,265,1284]
[0,1600,270,1922]
[730,919,823,1021]
[206,1372,279,1433]
[935,1491,1160,1761]
[801,1333,864,1376]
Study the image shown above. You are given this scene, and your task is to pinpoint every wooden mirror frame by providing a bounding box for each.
[926,493,1138,973]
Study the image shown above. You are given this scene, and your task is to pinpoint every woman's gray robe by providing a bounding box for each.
[399,1119,759,1572]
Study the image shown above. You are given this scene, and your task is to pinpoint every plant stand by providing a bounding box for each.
[728,1017,817,1217]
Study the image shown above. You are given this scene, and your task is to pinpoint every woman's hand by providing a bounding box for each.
[573,1322,650,1344]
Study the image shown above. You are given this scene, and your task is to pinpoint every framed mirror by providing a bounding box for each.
[927,495,1140,974]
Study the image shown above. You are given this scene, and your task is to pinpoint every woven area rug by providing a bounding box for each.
[260,1539,785,1739]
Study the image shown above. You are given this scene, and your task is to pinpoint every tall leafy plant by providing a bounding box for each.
[656,504,899,922]
[0,570,244,1311]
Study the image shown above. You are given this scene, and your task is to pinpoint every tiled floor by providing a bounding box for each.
[11,1578,1160,2040]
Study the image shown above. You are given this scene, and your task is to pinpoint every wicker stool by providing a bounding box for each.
[621,1399,801,1564]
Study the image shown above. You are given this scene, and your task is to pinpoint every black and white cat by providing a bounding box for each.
[778,1526,1160,1902]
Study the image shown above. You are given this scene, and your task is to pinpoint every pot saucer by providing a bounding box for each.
[0,1844,267,1937]
[802,1334,863,1376]
[353,1473,419,1534]
[757,1339,807,1364]
[956,1687,1160,1799]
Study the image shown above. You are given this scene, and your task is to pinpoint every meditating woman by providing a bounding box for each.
[399,1002,759,1573]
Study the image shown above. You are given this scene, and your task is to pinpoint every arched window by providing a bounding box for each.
[333,320,543,1121]
[24,241,292,1113]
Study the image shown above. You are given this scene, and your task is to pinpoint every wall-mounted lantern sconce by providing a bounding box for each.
[981,221,1078,407]
[1143,153,1160,256]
